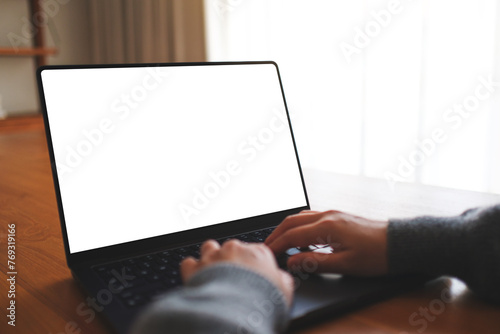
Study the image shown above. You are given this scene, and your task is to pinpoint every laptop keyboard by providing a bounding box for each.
[93,227,275,309]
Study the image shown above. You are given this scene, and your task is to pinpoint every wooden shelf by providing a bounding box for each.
[0,0,57,68]
[0,0,57,116]
[0,47,58,57]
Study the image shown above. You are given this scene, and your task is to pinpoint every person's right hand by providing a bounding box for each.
[181,239,294,305]
[265,210,389,276]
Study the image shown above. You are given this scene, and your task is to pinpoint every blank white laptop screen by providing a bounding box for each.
[41,63,307,253]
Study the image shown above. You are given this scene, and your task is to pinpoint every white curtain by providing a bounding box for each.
[204,0,500,194]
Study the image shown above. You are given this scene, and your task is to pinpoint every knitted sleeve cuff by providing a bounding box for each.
[130,263,289,334]
[387,209,477,278]
[388,204,500,303]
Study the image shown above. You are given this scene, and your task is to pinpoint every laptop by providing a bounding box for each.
[37,61,426,333]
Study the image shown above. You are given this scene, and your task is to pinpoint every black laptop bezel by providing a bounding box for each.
[36,61,310,268]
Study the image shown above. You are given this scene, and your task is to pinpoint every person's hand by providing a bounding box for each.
[181,239,294,305]
[265,210,389,276]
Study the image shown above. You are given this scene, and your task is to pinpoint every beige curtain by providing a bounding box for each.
[89,0,206,63]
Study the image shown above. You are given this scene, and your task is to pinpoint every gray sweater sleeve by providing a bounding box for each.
[388,204,500,303]
[129,263,289,334]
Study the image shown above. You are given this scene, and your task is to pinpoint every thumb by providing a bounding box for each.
[180,256,198,282]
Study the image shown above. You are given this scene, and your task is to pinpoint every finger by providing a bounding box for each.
[222,238,243,247]
[220,238,245,254]
[267,220,336,254]
[299,210,320,214]
[251,242,277,262]
[222,239,267,260]
[180,256,198,282]
[265,211,324,245]
[200,239,220,257]
[287,252,350,274]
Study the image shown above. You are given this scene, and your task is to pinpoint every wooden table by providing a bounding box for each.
[1,116,500,334]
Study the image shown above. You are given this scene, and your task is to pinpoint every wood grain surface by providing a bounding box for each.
[1,117,499,333]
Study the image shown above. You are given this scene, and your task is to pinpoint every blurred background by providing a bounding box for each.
[1,0,499,195]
